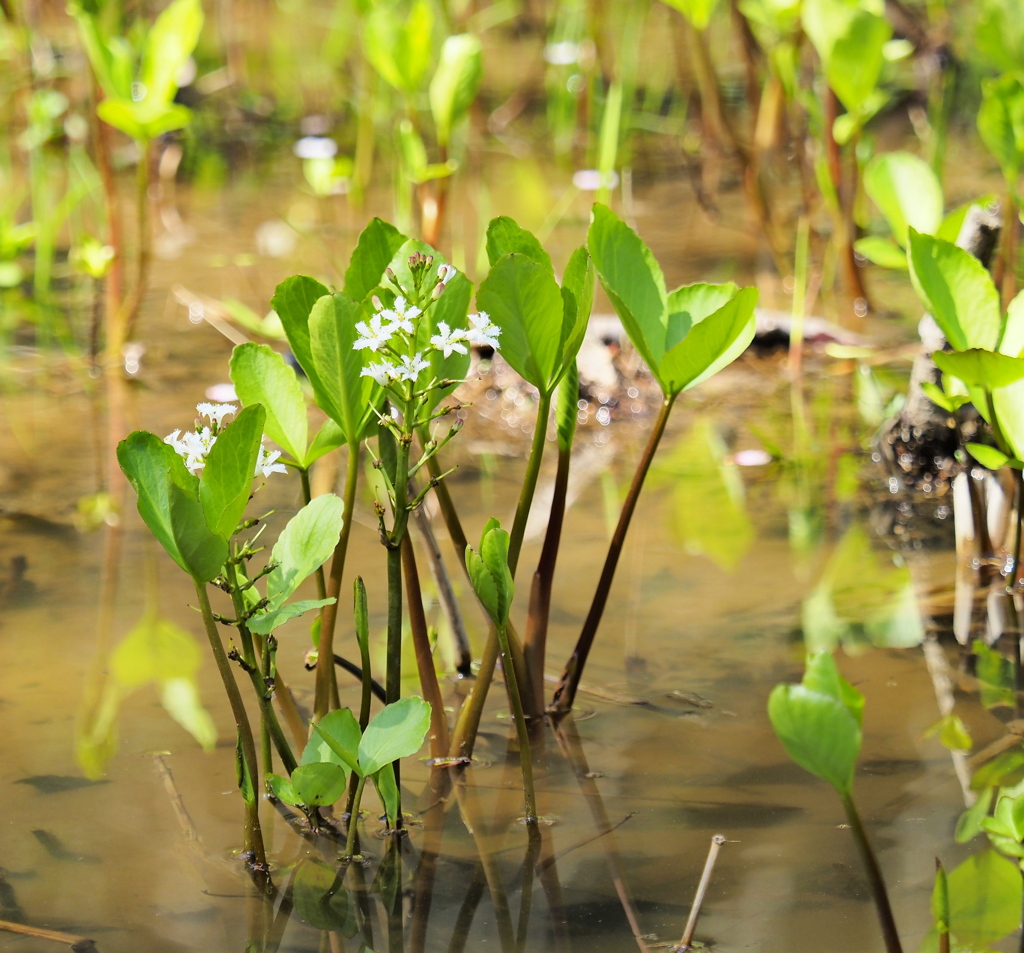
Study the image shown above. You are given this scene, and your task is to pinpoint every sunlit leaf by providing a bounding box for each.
[271,274,330,390]
[161,678,217,750]
[357,697,432,776]
[139,0,203,106]
[363,0,434,94]
[230,343,308,466]
[854,236,908,270]
[343,218,407,302]
[659,0,719,30]
[292,762,348,806]
[199,404,266,539]
[863,151,943,247]
[429,34,482,147]
[304,708,361,773]
[978,73,1024,186]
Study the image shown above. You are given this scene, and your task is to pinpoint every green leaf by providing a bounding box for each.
[923,713,973,752]
[966,443,1012,471]
[975,641,1016,710]
[768,652,863,795]
[271,275,330,387]
[266,772,299,805]
[465,518,514,628]
[247,598,336,636]
[956,786,994,843]
[907,229,1002,352]
[96,98,193,140]
[999,289,1024,357]
[853,236,909,270]
[659,0,719,30]
[825,7,891,116]
[932,349,1024,389]
[307,419,348,464]
[357,697,432,777]
[139,0,203,107]
[363,0,434,94]
[117,431,227,581]
[559,245,596,372]
[292,762,348,807]
[658,286,759,395]
[945,850,1022,946]
[477,253,566,394]
[920,381,969,413]
[429,34,482,148]
[303,708,361,773]
[863,151,944,247]
[342,219,407,302]
[263,494,346,611]
[972,749,1024,791]
[309,293,382,442]
[978,73,1024,186]
[373,762,400,828]
[555,361,579,454]
[932,862,949,937]
[293,858,348,930]
[975,0,1024,75]
[199,404,265,539]
[587,204,668,380]
[484,216,554,273]
[230,343,308,466]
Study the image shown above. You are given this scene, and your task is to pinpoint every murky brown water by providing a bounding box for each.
[0,146,1008,952]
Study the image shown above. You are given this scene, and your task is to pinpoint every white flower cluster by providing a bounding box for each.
[353,272,501,391]
[164,403,288,478]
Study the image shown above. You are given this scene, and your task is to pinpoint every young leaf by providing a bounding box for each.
[343,218,407,302]
[303,708,361,773]
[139,0,203,107]
[559,245,596,370]
[263,494,346,610]
[484,216,554,273]
[966,443,1012,471]
[465,518,514,628]
[309,293,382,442]
[476,253,566,394]
[978,73,1024,186]
[658,286,759,395]
[932,349,1024,389]
[117,431,227,581]
[199,404,266,539]
[863,151,944,247]
[292,762,348,807]
[920,381,969,413]
[942,850,1022,947]
[230,343,308,466]
[271,275,330,387]
[767,652,863,795]
[907,229,1002,352]
[266,772,300,806]
[429,34,482,148]
[854,236,910,270]
[357,696,432,776]
[587,204,668,379]
[956,786,994,843]
[363,0,434,94]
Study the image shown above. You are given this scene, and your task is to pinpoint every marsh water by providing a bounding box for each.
[0,135,1008,953]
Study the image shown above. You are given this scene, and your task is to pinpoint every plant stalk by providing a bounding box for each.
[498,625,537,820]
[508,391,553,577]
[549,397,674,714]
[345,774,367,859]
[194,580,270,891]
[840,793,903,953]
[313,442,361,721]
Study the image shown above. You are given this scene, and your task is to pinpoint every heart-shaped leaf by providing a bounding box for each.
[357,696,431,777]
[292,762,348,807]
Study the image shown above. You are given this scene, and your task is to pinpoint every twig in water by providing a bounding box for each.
[0,919,96,951]
[674,834,727,951]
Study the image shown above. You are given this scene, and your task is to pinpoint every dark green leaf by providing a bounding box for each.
[271,275,330,386]
[373,762,400,828]
[477,253,566,394]
[229,343,308,465]
[293,858,348,930]
[343,219,407,302]
[199,404,266,539]
[236,732,256,806]
[484,216,553,272]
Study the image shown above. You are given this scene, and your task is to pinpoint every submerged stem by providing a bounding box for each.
[497,622,537,821]
[840,793,903,953]
[549,397,674,714]
[193,580,270,891]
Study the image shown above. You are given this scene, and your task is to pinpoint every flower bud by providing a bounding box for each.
[431,281,445,300]
[371,294,383,311]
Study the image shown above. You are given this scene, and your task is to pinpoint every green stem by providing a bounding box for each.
[549,397,675,714]
[345,774,367,859]
[840,793,903,953]
[507,392,552,577]
[449,624,500,760]
[354,577,374,731]
[193,580,270,890]
[313,443,360,721]
[497,624,537,820]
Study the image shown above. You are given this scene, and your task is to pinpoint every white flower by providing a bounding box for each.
[255,443,288,478]
[377,295,421,334]
[466,312,500,350]
[397,352,429,382]
[165,426,216,474]
[437,263,457,285]
[429,321,468,358]
[354,313,395,352]
[361,360,399,386]
[195,402,237,428]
